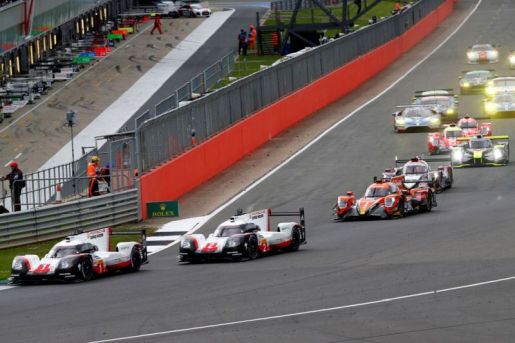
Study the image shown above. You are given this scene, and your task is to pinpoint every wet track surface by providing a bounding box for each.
[3,0,515,342]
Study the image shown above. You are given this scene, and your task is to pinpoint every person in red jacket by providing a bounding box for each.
[150,14,162,35]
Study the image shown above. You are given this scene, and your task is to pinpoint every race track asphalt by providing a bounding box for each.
[3,0,515,342]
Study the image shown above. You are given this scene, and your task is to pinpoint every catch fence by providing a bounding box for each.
[138,0,444,172]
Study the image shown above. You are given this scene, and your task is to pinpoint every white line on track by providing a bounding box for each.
[88,273,514,342]
[156,0,483,252]
[0,24,152,135]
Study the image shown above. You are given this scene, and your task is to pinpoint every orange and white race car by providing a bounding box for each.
[333,177,436,221]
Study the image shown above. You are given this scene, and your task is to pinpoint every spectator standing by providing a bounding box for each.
[238,29,247,55]
[87,156,101,197]
[354,0,362,14]
[272,31,279,53]
[248,25,257,51]
[3,161,24,212]
[150,14,162,35]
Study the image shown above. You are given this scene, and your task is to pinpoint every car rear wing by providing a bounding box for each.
[461,69,495,73]
[456,135,509,141]
[269,208,305,229]
[395,156,451,164]
[111,230,148,263]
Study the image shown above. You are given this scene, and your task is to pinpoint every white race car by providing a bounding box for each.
[179,208,306,262]
[179,3,211,17]
[485,77,515,97]
[10,228,148,284]
[509,52,515,69]
[466,44,499,64]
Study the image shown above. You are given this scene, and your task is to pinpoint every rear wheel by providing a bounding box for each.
[79,258,93,281]
[130,247,142,271]
[289,228,301,251]
[396,199,405,218]
[246,236,258,260]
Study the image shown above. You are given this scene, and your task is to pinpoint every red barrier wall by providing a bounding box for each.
[140,0,455,218]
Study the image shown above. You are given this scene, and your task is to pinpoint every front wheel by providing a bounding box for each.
[246,236,258,260]
[421,193,433,212]
[79,258,93,281]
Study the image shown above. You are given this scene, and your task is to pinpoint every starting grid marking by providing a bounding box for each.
[146,216,209,255]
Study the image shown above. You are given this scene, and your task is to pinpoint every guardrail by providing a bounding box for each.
[0,189,139,248]
[138,0,444,172]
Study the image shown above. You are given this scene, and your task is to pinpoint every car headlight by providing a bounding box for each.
[384,197,395,208]
[493,148,504,160]
[462,81,471,88]
[396,117,405,125]
[452,149,463,162]
[12,259,24,270]
[485,102,497,114]
[446,108,455,115]
[430,117,441,124]
[491,50,499,58]
[510,55,515,64]
[485,87,496,96]
[59,259,73,269]
[180,239,194,249]
[467,52,475,60]
[225,237,242,248]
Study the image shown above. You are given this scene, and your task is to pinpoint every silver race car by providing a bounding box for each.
[466,44,499,64]
[412,91,458,122]
[392,105,442,132]
[484,92,515,117]
[485,77,515,97]
[459,69,496,94]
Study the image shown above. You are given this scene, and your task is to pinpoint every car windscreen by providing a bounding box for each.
[469,139,492,149]
[404,165,427,174]
[493,94,515,103]
[466,71,490,79]
[219,226,243,237]
[365,186,389,197]
[472,45,492,51]
[458,120,477,129]
[403,108,433,117]
[52,246,79,258]
[418,97,451,106]
[445,130,463,138]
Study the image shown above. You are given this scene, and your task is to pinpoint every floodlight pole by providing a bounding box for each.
[66,110,76,195]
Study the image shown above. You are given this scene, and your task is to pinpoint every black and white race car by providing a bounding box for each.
[179,208,306,262]
[451,135,510,167]
[10,228,148,284]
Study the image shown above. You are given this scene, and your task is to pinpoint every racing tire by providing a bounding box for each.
[79,258,94,281]
[246,236,259,260]
[396,199,405,218]
[289,228,301,251]
[130,247,142,272]
[421,192,433,213]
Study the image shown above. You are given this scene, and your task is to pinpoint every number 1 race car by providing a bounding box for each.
[333,176,437,221]
[427,116,492,155]
[178,208,306,262]
[10,228,148,284]
[382,156,453,193]
[451,135,510,167]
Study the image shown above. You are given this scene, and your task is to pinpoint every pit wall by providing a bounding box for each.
[140,0,455,219]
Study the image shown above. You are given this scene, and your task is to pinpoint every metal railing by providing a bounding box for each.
[271,0,347,11]
[137,52,236,125]
[138,0,444,172]
[0,189,139,248]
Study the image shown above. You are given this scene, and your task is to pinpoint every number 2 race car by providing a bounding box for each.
[179,208,306,262]
[451,135,510,167]
[10,228,148,284]
[333,176,437,221]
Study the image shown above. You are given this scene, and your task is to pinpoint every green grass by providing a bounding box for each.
[264,0,398,31]
[212,55,281,89]
[0,226,156,281]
